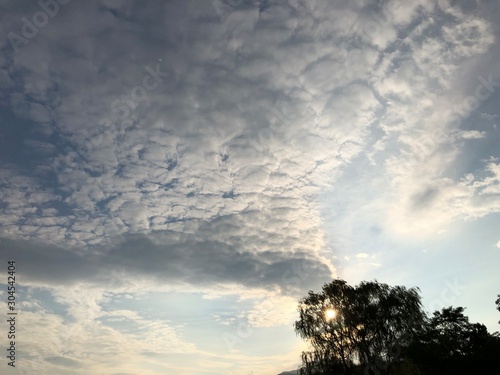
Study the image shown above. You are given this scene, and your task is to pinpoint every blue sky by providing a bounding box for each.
[0,0,499,374]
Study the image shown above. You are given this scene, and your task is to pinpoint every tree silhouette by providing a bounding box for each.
[496,295,500,324]
[294,279,426,375]
[406,306,500,374]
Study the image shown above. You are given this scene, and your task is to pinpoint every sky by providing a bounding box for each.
[0,0,499,374]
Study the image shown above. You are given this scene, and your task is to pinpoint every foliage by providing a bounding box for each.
[294,279,426,374]
[406,306,500,374]
[294,280,500,375]
[496,294,500,324]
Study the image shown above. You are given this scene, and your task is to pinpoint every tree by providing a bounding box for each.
[496,295,500,324]
[405,306,500,374]
[426,307,488,360]
[405,305,500,374]
[294,279,427,375]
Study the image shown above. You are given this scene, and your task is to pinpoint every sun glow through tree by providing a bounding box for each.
[325,309,337,320]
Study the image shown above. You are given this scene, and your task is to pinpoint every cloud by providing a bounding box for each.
[0,229,333,295]
[2,0,495,253]
[246,294,298,328]
[0,287,200,375]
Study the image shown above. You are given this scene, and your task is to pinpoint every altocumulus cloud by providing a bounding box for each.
[0,0,338,291]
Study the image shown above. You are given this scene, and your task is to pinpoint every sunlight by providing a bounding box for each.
[325,308,337,320]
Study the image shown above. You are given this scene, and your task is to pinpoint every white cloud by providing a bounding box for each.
[0,287,200,375]
[4,0,494,249]
[246,294,298,328]
[457,130,486,139]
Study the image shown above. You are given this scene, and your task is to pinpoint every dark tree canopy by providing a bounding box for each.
[294,279,426,374]
[406,306,500,374]
[294,280,500,375]
[496,294,500,324]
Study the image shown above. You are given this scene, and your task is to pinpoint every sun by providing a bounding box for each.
[325,309,336,320]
